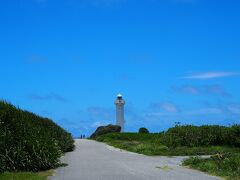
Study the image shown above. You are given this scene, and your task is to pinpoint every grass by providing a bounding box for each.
[156,165,173,171]
[96,133,240,156]
[0,170,53,180]
[183,154,240,180]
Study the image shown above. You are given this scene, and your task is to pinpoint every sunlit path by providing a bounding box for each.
[50,139,220,180]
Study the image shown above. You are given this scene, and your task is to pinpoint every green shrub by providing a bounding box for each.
[97,132,160,142]
[230,125,240,147]
[138,127,149,134]
[161,125,240,148]
[0,101,75,172]
[183,153,240,178]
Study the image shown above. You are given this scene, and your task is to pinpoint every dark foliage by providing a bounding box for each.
[138,127,149,134]
[90,124,121,139]
[161,125,240,148]
[0,101,75,172]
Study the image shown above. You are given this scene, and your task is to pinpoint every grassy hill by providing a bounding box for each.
[96,125,240,156]
[0,101,75,173]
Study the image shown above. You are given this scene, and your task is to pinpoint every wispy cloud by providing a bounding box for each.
[173,84,231,97]
[182,72,239,80]
[87,106,114,120]
[172,85,200,94]
[28,93,69,103]
[227,104,240,114]
[205,85,231,97]
[185,108,223,115]
[150,102,180,113]
[146,107,223,118]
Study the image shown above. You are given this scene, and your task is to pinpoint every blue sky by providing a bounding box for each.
[1,0,240,137]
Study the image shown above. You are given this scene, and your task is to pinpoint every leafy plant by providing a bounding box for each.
[161,125,240,148]
[0,101,75,172]
[183,153,240,179]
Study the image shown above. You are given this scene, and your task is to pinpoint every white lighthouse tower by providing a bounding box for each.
[114,94,125,132]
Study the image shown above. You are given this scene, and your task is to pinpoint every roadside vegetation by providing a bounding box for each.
[183,153,240,180]
[96,124,240,179]
[0,170,53,180]
[96,125,240,156]
[0,101,75,174]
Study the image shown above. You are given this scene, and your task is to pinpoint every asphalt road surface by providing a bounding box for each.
[50,139,221,180]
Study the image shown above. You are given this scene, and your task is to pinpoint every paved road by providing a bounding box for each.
[50,139,221,180]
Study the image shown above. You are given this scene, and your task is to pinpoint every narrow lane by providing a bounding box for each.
[50,139,221,180]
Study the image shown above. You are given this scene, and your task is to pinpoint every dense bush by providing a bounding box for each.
[90,124,121,139]
[162,125,240,148]
[183,153,240,179]
[0,101,75,172]
[138,127,149,134]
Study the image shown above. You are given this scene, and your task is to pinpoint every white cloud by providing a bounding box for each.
[182,72,239,80]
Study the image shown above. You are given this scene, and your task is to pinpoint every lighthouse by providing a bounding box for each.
[114,94,125,132]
